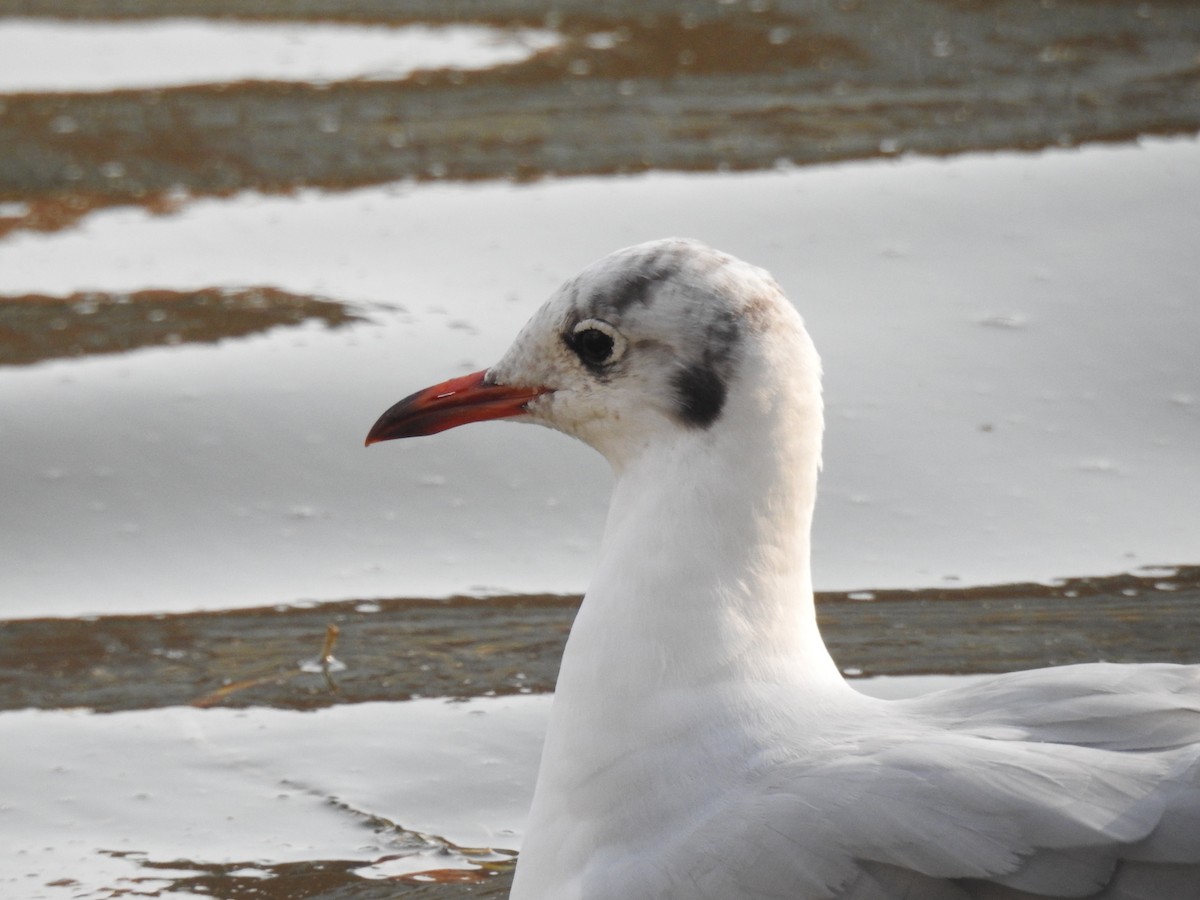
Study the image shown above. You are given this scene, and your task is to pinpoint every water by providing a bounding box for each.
[1,137,1197,619]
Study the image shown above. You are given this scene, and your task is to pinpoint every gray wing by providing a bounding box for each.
[672,664,1200,900]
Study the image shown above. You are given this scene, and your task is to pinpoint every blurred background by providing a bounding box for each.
[0,1,1198,896]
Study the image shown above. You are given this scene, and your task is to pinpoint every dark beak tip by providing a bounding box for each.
[364,369,548,447]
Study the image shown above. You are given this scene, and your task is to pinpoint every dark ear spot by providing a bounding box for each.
[671,364,726,428]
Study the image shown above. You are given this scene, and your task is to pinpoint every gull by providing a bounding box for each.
[366,239,1200,899]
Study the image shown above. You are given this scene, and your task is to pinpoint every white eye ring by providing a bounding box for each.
[571,319,627,367]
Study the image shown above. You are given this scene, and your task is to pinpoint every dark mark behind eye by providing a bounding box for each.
[672,308,740,429]
[672,363,726,428]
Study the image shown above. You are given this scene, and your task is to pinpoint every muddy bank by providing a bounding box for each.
[2,0,1199,235]
[129,858,515,899]
[0,287,365,366]
[3,567,1196,714]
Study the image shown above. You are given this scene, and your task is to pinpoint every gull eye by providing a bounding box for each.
[569,319,626,370]
[575,329,613,365]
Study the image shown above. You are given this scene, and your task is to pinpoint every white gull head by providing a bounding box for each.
[367,239,1200,900]
[486,237,821,470]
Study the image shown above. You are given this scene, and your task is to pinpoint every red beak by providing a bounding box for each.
[365,369,549,445]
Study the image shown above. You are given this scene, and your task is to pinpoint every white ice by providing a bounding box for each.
[0,18,561,93]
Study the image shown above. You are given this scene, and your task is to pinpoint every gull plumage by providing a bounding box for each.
[367,238,1200,900]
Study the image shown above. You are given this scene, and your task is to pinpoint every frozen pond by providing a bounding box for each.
[1,137,1199,618]
[0,18,561,92]
[1,136,1198,618]
[2,8,1196,899]
[0,675,979,898]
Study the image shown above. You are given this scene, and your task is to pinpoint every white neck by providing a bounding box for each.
[576,409,836,694]
[512,333,849,899]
